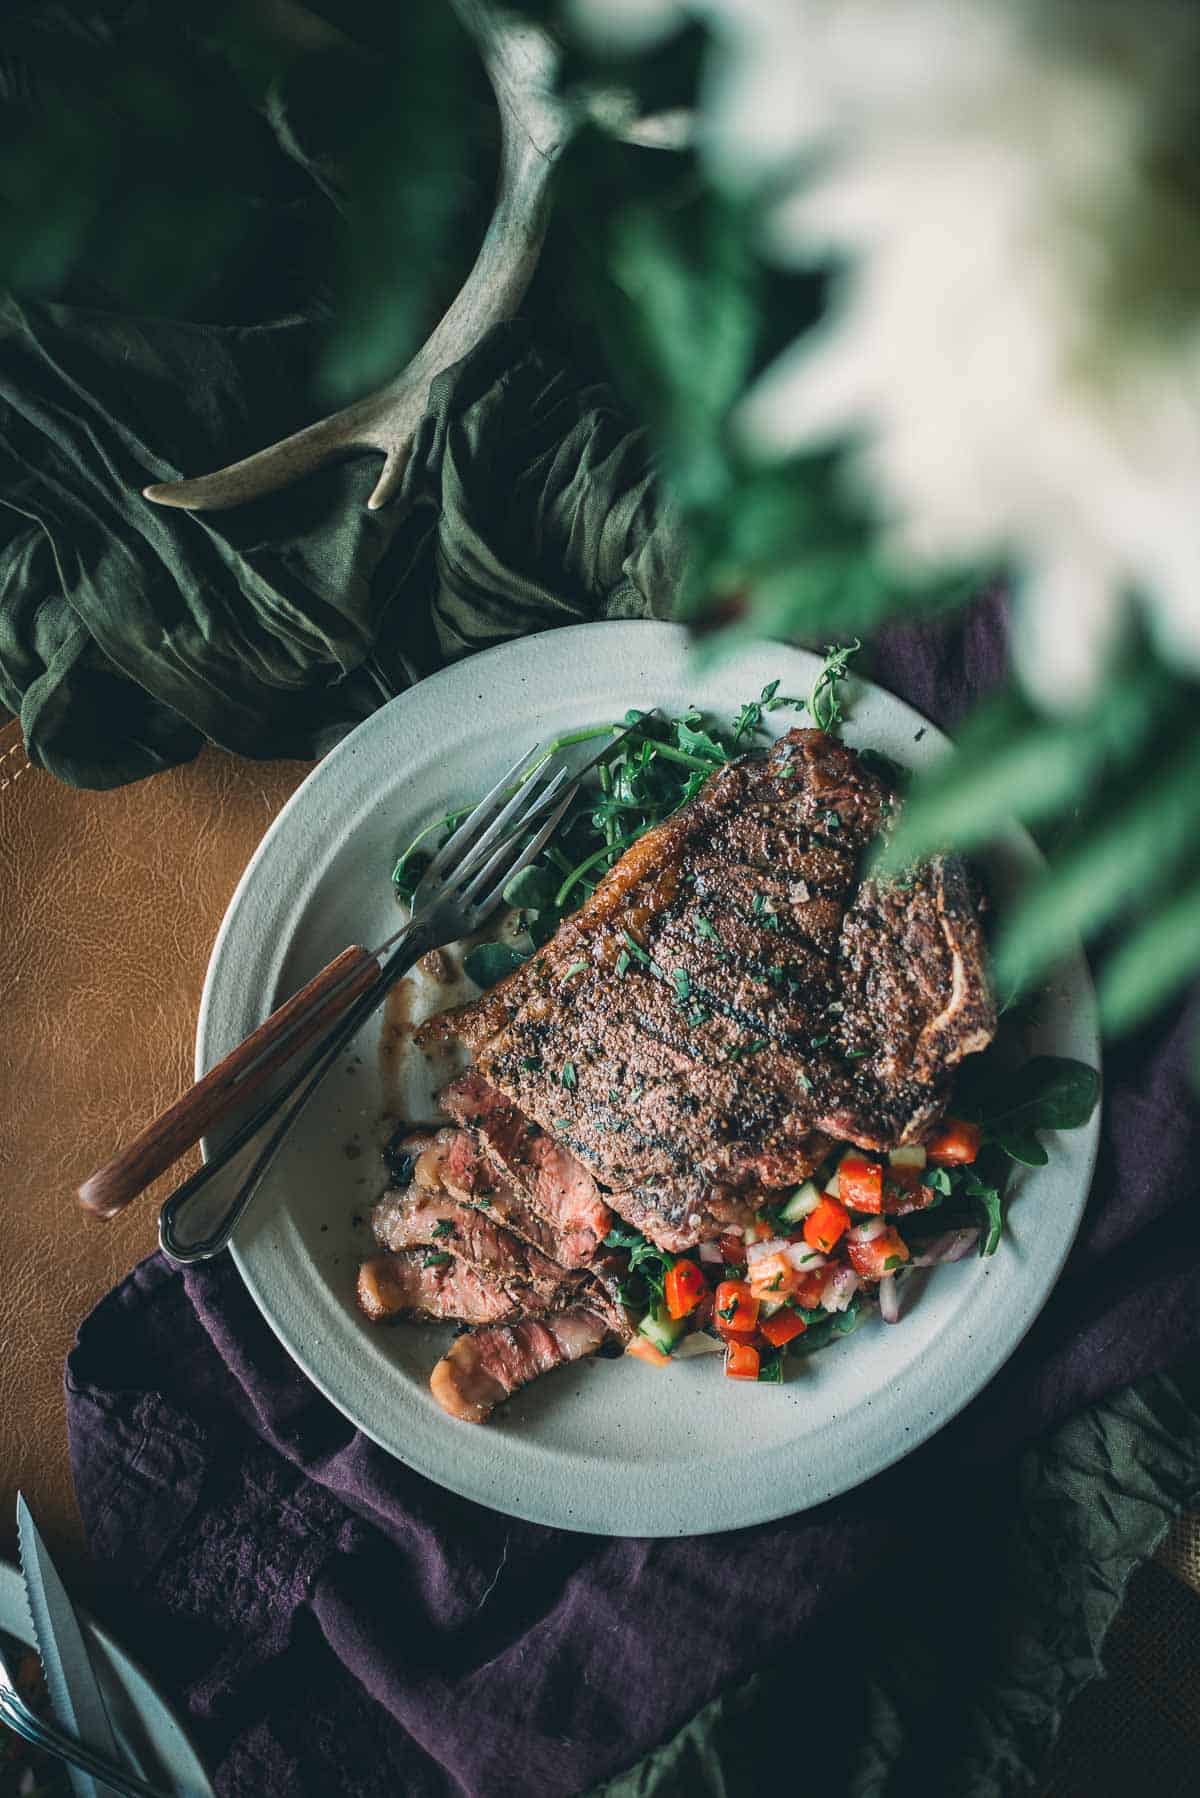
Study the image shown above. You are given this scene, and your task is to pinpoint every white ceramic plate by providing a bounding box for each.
[198,622,1100,1537]
[0,1559,213,1795]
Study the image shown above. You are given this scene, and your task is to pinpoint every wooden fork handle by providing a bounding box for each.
[78,945,379,1219]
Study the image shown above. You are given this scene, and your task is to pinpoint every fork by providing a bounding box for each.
[147,744,576,1263]
[0,1629,173,1798]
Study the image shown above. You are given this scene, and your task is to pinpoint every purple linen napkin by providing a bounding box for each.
[65,598,1200,1796]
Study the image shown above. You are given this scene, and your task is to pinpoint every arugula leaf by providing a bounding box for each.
[971,1056,1100,1135]
[809,640,861,733]
[502,863,560,911]
[992,1129,1050,1168]
[964,1169,1004,1256]
[462,942,529,989]
[603,1223,675,1300]
[676,713,729,763]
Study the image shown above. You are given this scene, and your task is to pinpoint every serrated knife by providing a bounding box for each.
[16,1491,123,1797]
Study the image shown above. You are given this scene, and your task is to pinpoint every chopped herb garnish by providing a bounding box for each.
[823,809,842,830]
[520,1056,542,1072]
[562,960,588,982]
[560,1062,577,1090]
[553,1117,572,1131]
[922,1167,953,1194]
[422,1251,452,1268]
[717,1300,740,1322]
[629,1084,645,1102]
[615,949,631,978]
[672,968,691,1002]
[883,1255,903,1271]
[621,929,653,966]
[603,1222,675,1298]
[766,1272,784,1291]
[810,1034,830,1048]
[752,894,766,916]
[798,1073,814,1092]
[757,1352,784,1384]
[846,1048,869,1060]
[608,1087,621,1103]
[695,913,720,943]
[432,1219,456,1238]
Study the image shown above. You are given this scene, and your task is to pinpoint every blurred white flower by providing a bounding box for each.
[587,0,1200,707]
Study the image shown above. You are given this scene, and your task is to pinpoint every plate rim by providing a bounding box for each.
[198,620,1101,1536]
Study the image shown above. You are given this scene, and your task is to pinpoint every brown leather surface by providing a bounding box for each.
[0,716,310,1589]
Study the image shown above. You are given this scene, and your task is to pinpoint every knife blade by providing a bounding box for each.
[16,1492,123,1798]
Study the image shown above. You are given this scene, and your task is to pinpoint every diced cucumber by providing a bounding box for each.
[638,1305,687,1357]
[888,1144,927,1169]
[824,1168,840,1197]
[779,1179,822,1222]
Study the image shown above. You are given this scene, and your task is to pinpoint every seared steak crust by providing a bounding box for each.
[422,729,996,1247]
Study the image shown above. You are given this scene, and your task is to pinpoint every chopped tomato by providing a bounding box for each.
[714,1280,760,1338]
[744,1219,774,1243]
[760,1309,808,1348]
[626,1335,670,1366]
[724,1340,761,1380]
[664,1259,706,1319]
[748,1251,793,1300]
[838,1155,884,1213]
[792,1266,828,1310]
[925,1117,982,1166]
[719,1232,747,1265]
[846,1223,910,1281]
[803,1194,850,1255]
[881,1162,933,1211]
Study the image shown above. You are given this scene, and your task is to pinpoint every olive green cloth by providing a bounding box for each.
[0,309,677,787]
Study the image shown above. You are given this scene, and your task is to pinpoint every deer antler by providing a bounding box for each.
[143,2,569,513]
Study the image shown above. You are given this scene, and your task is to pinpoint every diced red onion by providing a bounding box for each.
[878,1274,902,1324]
[785,1242,827,1273]
[821,1265,859,1312]
[698,1240,723,1265]
[848,1216,888,1245]
[912,1228,980,1266]
[746,1237,789,1265]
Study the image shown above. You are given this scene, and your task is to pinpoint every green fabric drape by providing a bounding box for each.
[0,308,681,787]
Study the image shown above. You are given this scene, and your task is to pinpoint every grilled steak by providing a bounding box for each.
[440,1070,613,1265]
[356,1251,529,1325]
[429,1306,612,1423]
[371,1189,571,1309]
[421,728,995,1248]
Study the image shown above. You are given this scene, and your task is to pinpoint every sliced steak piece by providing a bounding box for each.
[440,1070,612,1266]
[434,1127,572,1265]
[422,728,996,1206]
[370,1189,572,1310]
[429,1306,611,1423]
[356,1251,525,1325]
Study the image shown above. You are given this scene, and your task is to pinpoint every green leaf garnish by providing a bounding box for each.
[462,942,529,989]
